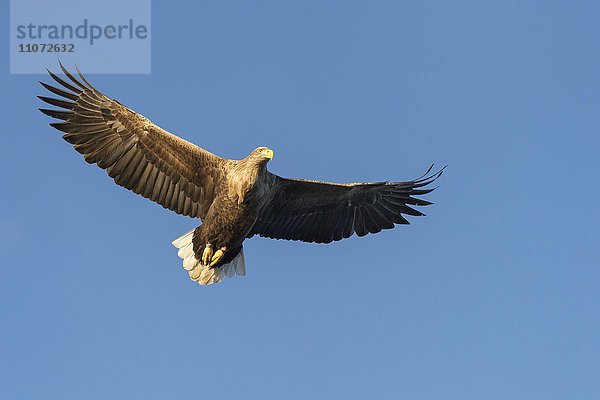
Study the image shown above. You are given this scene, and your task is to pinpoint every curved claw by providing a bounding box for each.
[202,244,214,266]
[209,247,227,267]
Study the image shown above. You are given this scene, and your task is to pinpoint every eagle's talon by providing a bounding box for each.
[209,247,227,267]
[201,244,214,266]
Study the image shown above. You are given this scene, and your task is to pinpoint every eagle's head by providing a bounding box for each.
[250,147,274,163]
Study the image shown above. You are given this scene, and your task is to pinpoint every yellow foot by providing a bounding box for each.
[201,244,214,266]
[209,247,227,267]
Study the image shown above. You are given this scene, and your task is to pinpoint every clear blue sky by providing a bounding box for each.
[1,1,599,399]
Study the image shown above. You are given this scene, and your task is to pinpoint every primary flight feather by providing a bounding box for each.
[39,63,444,285]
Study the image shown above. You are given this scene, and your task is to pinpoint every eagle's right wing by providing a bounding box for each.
[249,166,444,243]
[39,63,228,219]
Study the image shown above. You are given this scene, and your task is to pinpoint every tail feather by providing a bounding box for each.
[172,229,246,286]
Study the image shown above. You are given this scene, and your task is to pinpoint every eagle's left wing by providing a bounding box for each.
[248,166,444,243]
[39,63,229,219]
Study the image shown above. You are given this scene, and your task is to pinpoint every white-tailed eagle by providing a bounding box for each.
[39,63,444,285]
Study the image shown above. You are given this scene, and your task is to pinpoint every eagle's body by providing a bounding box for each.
[39,63,444,285]
[193,154,273,271]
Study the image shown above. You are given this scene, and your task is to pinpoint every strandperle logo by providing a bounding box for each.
[10,0,151,74]
[16,19,148,46]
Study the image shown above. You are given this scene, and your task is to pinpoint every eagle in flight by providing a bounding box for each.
[39,63,444,285]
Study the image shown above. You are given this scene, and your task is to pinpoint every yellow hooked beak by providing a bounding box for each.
[263,148,274,160]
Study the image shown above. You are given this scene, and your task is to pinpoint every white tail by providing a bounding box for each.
[172,229,246,286]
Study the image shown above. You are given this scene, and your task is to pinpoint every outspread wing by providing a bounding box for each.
[248,166,444,243]
[39,63,229,219]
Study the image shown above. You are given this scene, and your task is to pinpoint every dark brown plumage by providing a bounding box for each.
[39,63,444,285]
